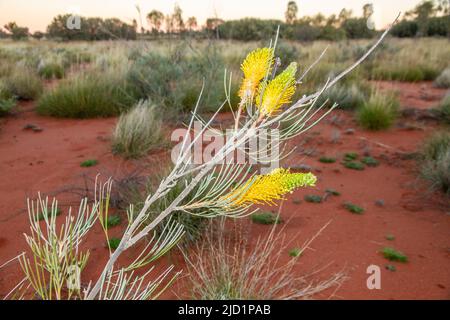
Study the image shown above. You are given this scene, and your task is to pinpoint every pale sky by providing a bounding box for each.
[0,0,422,32]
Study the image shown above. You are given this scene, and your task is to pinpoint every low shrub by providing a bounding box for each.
[80,159,98,167]
[111,100,165,159]
[357,91,399,130]
[344,202,364,214]
[371,64,440,82]
[0,81,16,116]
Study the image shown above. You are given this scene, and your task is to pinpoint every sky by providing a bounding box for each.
[0,0,423,32]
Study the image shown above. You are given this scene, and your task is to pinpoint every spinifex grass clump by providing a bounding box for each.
[38,62,65,79]
[304,195,322,203]
[382,247,408,262]
[37,71,133,118]
[361,156,379,167]
[420,131,450,195]
[112,100,165,159]
[357,91,399,130]
[316,83,368,110]
[5,66,43,100]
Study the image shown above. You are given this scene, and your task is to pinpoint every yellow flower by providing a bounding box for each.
[221,168,316,207]
[239,48,274,103]
[257,62,297,116]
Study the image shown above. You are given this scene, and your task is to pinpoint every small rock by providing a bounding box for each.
[375,199,385,207]
[344,128,355,135]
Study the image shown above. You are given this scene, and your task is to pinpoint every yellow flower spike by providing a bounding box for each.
[221,168,316,208]
[239,48,274,104]
[257,62,298,116]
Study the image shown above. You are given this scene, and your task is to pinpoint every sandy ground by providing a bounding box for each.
[0,81,448,299]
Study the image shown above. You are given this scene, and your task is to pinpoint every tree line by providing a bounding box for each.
[0,1,448,41]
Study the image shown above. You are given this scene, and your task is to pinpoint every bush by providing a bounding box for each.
[128,46,236,115]
[37,71,133,118]
[5,66,43,100]
[420,132,450,195]
[357,92,399,130]
[112,100,165,159]
[391,20,419,38]
[434,68,450,88]
[251,212,281,225]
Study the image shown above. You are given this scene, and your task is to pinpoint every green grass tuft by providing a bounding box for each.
[106,215,122,228]
[80,159,98,167]
[38,208,62,221]
[382,247,408,263]
[288,248,302,258]
[304,195,322,203]
[344,152,358,161]
[326,188,341,196]
[343,161,365,170]
[344,202,365,214]
[361,156,380,167]
[385,264,397,272]
[319,157,336,163]
[385,234,395,241]
[251,212,282,225]
[107,238,121,250]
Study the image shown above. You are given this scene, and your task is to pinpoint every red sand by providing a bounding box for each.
[0,81,449,299]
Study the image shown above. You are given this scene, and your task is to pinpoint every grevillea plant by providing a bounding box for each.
[3,25,395,300]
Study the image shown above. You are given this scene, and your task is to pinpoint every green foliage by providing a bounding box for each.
[385,234,395,241]
[319,157,336,163]
[289,248,302,258]
[342,18,375,39]
[112,100,165,159]
[127,45,237,115]
[47,15,137,41]
[420,132,450,195]
[382,247,408,263]
[38,208,62,221]
[385,264,397,272]
[371,64,440,82]
[0,81,16,116]
[304,195,322,203]
[361,156,379,167]
[343,161,365,170]
[344,152,358,161]
[37,71,133,118]
[107,238,121,250]
[391,20,419,38]
[106,215,122,228]
[80,159,98,167]
[344,202,364,214]
[251,212,282,225]
[357,92,399,130]
[325,189,341,196]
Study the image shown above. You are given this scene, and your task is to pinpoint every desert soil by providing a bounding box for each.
[0,81,448,299]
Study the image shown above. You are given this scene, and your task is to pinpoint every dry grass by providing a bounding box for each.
[183,217,346,300]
